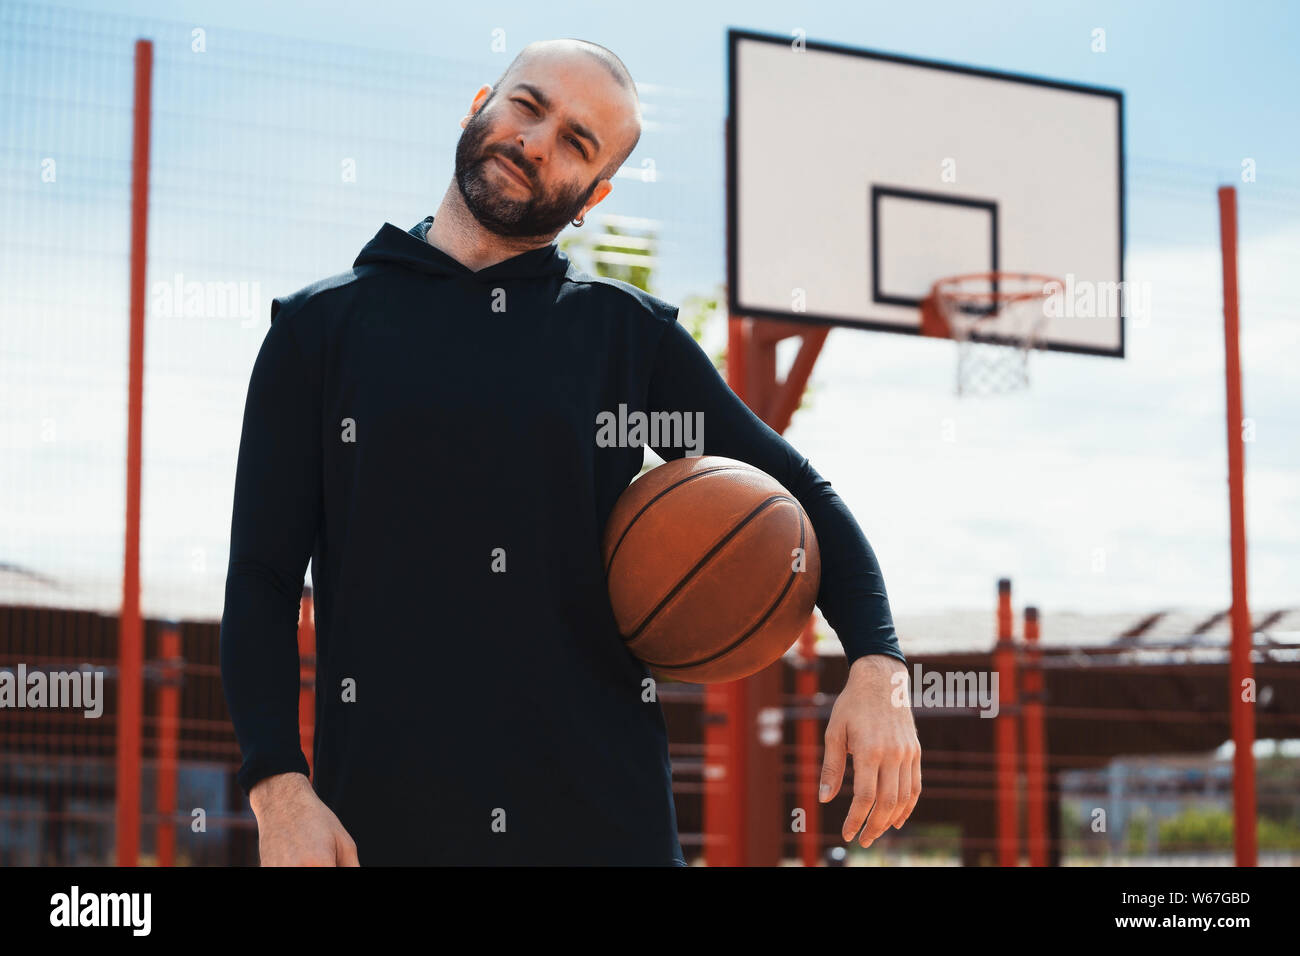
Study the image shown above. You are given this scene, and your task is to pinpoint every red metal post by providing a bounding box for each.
[701,315,751,866]
[116,37,153,868]
[156,626,180,867]
[298,591,316,778]
[796,618,820,866]
[702,682,740,866]
[1217,186,1256,866]
[742,320,785,866]
[994,578,1019,866]
[1022,607,1046,867]
[742,321,831,866]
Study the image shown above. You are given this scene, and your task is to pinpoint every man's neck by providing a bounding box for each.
[426,186,553,273]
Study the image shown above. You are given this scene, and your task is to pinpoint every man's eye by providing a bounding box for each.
[512,99,584,157]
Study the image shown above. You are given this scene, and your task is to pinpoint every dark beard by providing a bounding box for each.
[454,102,599,239]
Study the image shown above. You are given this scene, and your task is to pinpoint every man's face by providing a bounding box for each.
[454,58,631,239]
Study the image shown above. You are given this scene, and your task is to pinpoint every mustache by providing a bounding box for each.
[487,147,536,186]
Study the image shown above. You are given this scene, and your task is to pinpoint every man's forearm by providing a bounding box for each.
[220,567,313,795]
[220,296,324,799]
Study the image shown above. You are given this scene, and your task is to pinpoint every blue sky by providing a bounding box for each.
[47,0,1300,179]
[3,0,1298,632]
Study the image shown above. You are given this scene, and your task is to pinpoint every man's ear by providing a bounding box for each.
[579,180,614,220]
[461,84,493,129]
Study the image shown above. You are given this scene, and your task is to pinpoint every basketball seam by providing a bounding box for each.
[627,492,787,640]
[603,465,753,577]
[640,502,809,671]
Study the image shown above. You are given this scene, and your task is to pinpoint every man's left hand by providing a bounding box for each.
[818,654,922,847]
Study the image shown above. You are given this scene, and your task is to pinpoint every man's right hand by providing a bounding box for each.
[248,772,360,866]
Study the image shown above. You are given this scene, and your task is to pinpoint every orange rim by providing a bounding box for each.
[930,272,1064,309]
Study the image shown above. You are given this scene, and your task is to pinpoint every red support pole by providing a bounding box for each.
[156,626,180,867]
[1022,607,1047,867]
[1217,185,1256,866]
[116,37,153,868]
[702,683,739,866]
[708,314,828,865]
[298,591,317,778]
[993,578,1019,866]
[796,618,820,866]
[701,314,752,866]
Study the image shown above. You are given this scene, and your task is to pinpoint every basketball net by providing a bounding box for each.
[920,272,1062,397]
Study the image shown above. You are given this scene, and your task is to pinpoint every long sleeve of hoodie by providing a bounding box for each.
[219,301,320,795]
[645,318,905,668]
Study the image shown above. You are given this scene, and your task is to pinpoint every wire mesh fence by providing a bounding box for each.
[2,0,1297,866]
[0,0,712,865]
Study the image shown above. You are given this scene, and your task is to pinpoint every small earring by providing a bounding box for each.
[571,215,584,227]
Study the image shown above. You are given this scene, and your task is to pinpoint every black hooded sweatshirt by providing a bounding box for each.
[220,215,906,866]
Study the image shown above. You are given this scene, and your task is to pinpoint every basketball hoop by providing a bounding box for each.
[920,272,1062,397]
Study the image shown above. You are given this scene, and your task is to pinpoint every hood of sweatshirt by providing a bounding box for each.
[353,215,572,282]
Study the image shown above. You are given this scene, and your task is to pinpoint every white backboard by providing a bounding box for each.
[727,29,1125,357]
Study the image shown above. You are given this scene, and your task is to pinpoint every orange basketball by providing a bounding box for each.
[601,455,821,684]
